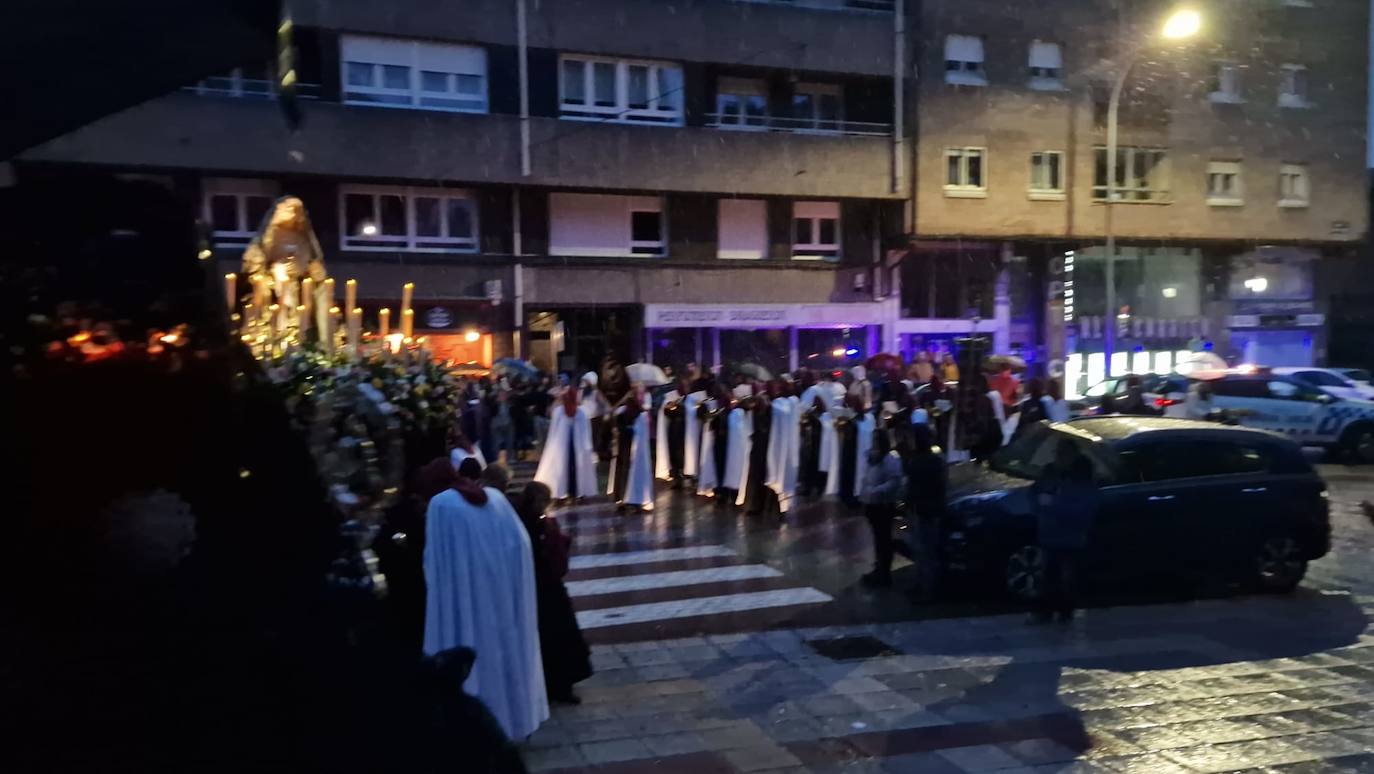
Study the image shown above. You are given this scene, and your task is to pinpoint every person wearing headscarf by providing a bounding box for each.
[578,371,611,460]
[514,482,593,705]
[534,389,598,502]
[608,384,654,512]
[424,457,548,740]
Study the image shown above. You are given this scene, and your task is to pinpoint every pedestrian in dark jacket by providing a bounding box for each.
[514,482,593,704]
[860,432,905,587]
[1031,442,1099,623]
[902,422,947,599]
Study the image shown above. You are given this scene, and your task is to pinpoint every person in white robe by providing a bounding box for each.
[608,385,654,511]
[655,381,700,484]
[695,390,727,498]
[825,400,875,503]
[766,386,799,514]
[423,458,549,740]
[723,384,753,504]
[534,389,598,501]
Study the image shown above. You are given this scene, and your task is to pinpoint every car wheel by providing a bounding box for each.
[1341,423,1374,464]
[1005,545,1046,601]
[1254,536,1307,593]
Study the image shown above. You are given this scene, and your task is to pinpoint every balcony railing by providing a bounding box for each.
[731,0,895,12]
[705,114,892,137]
[185,78,321,100]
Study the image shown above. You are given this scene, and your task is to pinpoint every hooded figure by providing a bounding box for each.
[738,388,774,514]
[534,389,598,500]
[608,386,654,511]
[423,457,549,740]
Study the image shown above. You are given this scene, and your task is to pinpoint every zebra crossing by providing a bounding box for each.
[500,458,835,640]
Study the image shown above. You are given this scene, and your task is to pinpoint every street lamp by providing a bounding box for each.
[1102,7,1201,372]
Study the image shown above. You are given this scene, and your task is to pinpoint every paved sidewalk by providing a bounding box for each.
[523,590,1374,773]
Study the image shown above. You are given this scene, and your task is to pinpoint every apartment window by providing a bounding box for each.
[1278,64,1310,108]
[1028,41,1064,90]
[204,179,276,247]
[341,185,478,252]
[1209,62,1243,103]
[341,35,487,113]
[1279,163,1310,208]
[791,83,843,132]
[1028,151,1065,199]
[944,35,987,86]
[1093,147,1169,202]
[715,77,768,129]
[718,199,768,259]
[549,194,666,257]
[560,56,683,125]
[1205,161,1243,206]
[945,147,987,197]
[792,201,841,261]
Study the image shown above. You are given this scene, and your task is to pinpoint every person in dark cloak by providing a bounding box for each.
[836,392,867,507]
[708,382,734,505]
[796,369,827,497]
[514,482,593,704]
[741,385,776,516]
[664,376,691,485]
[919,374,955,456]
[608,390,642,506]
[376,456,455,651]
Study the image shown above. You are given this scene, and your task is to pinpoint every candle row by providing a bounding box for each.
[225,273,417,359]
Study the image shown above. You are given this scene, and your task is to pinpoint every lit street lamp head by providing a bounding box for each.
[1162,8,1202,40]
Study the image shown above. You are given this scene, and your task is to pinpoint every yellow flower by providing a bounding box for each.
[372,378,384,389]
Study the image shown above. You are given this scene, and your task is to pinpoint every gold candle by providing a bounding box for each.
[326,306,340,355]
[379,307,391,337]
[224,273,237,313]
[344,279,357,317]
[400,282,414,316]
[323,277,336,306]
[402,308,415,339]
[301,277,314,313]
[297,304,309,336]
[347,307,362,353]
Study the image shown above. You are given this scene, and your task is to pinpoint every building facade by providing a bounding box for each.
[16,0,1368,386]
[910,0,1368,393]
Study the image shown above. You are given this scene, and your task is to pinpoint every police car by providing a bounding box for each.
[1199,371,1374,462]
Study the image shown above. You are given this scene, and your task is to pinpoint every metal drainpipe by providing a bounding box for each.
[892,0,905,196]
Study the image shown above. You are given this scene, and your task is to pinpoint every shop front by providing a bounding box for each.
[642,302,892,377]
[1225,247,1322,367]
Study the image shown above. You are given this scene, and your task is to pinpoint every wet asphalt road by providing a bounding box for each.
[513,461,1374,645]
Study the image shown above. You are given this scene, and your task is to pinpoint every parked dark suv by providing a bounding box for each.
[937,416,1330,600]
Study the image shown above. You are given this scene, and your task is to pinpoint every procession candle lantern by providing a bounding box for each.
[379,307,391,337]
[326,306,340,355]
[402,308,415,339]
[348,307,362,354]
[224,273,237,314]
[344,279,357,317]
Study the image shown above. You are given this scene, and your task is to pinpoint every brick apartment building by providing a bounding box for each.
[16,0,1369,391]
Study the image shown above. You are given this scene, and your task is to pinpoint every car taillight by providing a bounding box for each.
[1154,397,1179,408]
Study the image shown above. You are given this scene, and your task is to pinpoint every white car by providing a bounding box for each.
[1335,368,1372,388]
[1203,373,1374,462]
[1271,367,1374,401]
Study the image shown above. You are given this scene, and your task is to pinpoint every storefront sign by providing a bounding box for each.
[424,306,454,329]
[644,303,884,329]
[1229,313,1325,328]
